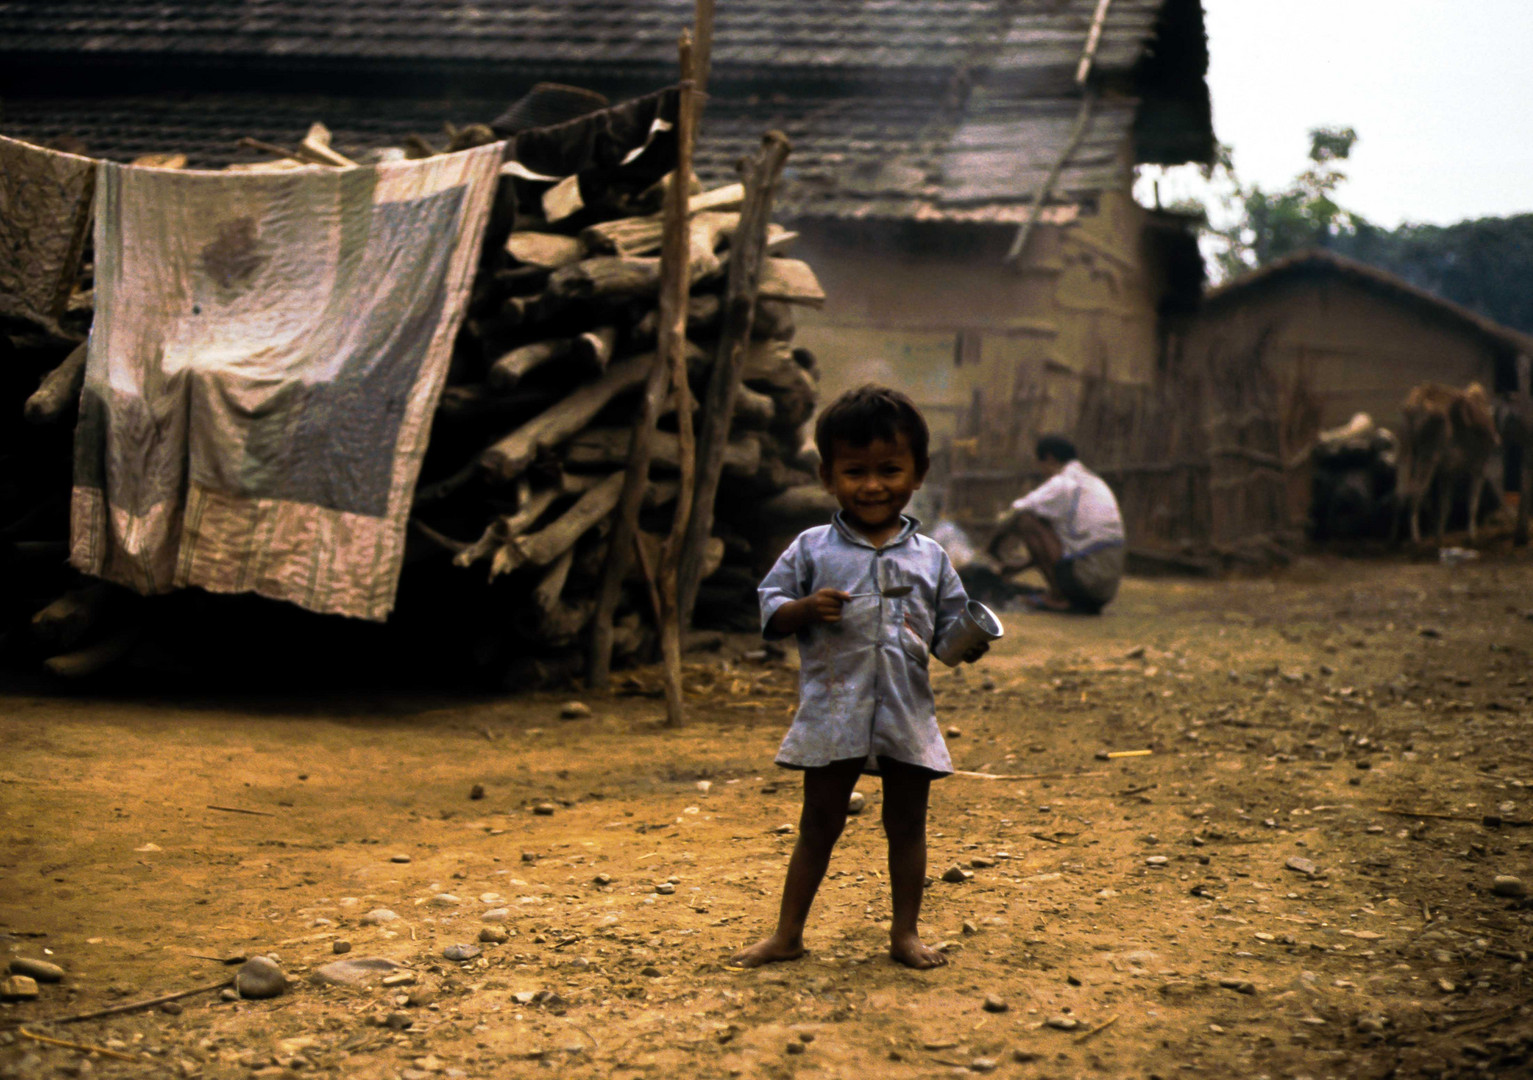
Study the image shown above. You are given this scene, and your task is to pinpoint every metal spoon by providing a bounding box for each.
[844,584,914,600]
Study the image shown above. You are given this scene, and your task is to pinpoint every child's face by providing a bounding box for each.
[820,434,925,537]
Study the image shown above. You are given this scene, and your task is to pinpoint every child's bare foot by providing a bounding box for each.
[729,934,805,968]
[890,932,948,969]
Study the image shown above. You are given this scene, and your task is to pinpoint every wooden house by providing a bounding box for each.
[0,0,1216,545]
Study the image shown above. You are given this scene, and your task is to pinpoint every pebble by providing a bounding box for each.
[970,856,995,868]
[971,1059,999,1074]
[533,803,557,816]
[220,987,239,1002]
[443,943,481,962]
[390,854,412,864]
[479,927,509,944]
[1356,1015,1386,1033]
[847,791,866,814]
[655,882,676,895]
[429,893,462,907]
[0,975,39,1000]
[1491,875,1526,898]
[1044,1016,1078,1030]
[785,1041,805,1055]
[332,940,352,955]
[1218,978,1256,995]
[982,993,1009,1013]
[482,908,510,922]
[9,958,64,983]
[235,957,287,999]
[946,726,962,738]
[382,973,417,987]
[310,957,402,988]
[962,920,979,935]
[559,701,591,719]
[361,908,400,925]
[1145,855,1169,867]
[384,1012,414,1030]
[594,873,614,886]
[1438,978,1457,993]
[772,823,795,835]
[942,866,973,883]
[641,965,663,978]
[469,784,485,800]
[1285,856,1319,877]
[696,780,712,795]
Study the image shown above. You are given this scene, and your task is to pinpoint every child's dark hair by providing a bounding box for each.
[1035,434,1077,463]
[815,385,930,474]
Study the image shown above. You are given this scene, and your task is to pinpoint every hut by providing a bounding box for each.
[1182,248,1533,527]
[0,0,1215,468]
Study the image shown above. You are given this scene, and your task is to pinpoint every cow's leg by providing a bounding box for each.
[1466,469,1485,543]
[1435,470,1452,544]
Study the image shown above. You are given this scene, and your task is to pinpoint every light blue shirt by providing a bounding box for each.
[759,513,970,776]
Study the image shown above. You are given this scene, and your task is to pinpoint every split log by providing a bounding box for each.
[491,471,626,578]
[549,257,661,302]
[564,427,759,477]
[579,189,743,255]
[506,232,584,269]
[572,326,618,370]
[435,385,558,423]
[542,174,584,223]
[454,483,561,568]
[631,294,722,343]
[30,582,116,651]
[729,384,777,429]
[531,548,576,615]
[488,339,574,392]
[43,627,142,680]
[24,341,88,424]
[742,339,817,430]
[757,258,826,306]
[492,291,571,332]
[751,299,795,341]
[480,352,654,479]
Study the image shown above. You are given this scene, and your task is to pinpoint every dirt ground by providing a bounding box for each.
[2,552,1532,1080]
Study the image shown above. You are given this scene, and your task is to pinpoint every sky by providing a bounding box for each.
[1147,0,1533,229]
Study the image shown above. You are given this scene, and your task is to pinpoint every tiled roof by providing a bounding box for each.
[1,89,1131,222]
[0,1,1169,81]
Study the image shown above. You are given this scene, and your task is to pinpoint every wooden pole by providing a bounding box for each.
[654,24,705,727]
[586,17,707,694]
[677,130,792,627]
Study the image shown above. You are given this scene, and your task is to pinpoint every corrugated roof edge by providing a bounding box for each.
[1203,248,1533,358]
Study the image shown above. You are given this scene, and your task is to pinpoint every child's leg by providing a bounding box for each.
[881,762,946,969]
[729,758,863,967]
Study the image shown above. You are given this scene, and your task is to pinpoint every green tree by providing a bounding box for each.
[1209,126,1362,278]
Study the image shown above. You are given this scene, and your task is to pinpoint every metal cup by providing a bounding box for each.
[932,599,1004,667]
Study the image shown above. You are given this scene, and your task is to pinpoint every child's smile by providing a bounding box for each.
[821,434,924,546]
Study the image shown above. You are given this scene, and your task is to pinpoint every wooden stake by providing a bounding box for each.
[677,130,792,627]
[587,14,708,695]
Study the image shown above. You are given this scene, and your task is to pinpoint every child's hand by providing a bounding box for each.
[961,641,989,664]
[803,588,851,624]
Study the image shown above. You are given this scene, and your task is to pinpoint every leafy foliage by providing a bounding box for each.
[1331,214,1533,335]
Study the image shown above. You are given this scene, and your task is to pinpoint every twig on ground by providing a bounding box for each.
[19,1028,138,1061]
[0,979,230,1028]
[207,804,277,817]
[953,770,1108,781]
[1075,1015,1120,1042]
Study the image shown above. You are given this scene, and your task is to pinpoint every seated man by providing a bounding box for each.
[990,435,1125,613]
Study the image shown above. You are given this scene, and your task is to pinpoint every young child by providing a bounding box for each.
[730,385,987,970]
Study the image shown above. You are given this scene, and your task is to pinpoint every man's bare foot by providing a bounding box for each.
[729,935,805,968]
[889,933,948,969]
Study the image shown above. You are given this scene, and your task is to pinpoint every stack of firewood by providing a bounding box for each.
[2,135,824,687]
[408,153,824,684]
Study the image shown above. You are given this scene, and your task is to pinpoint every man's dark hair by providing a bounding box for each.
[815,384,930,474]
[1035,434,1077,464]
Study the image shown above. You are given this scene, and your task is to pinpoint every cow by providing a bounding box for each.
[1497,389,1532,547]
[1395,382,1500,544]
